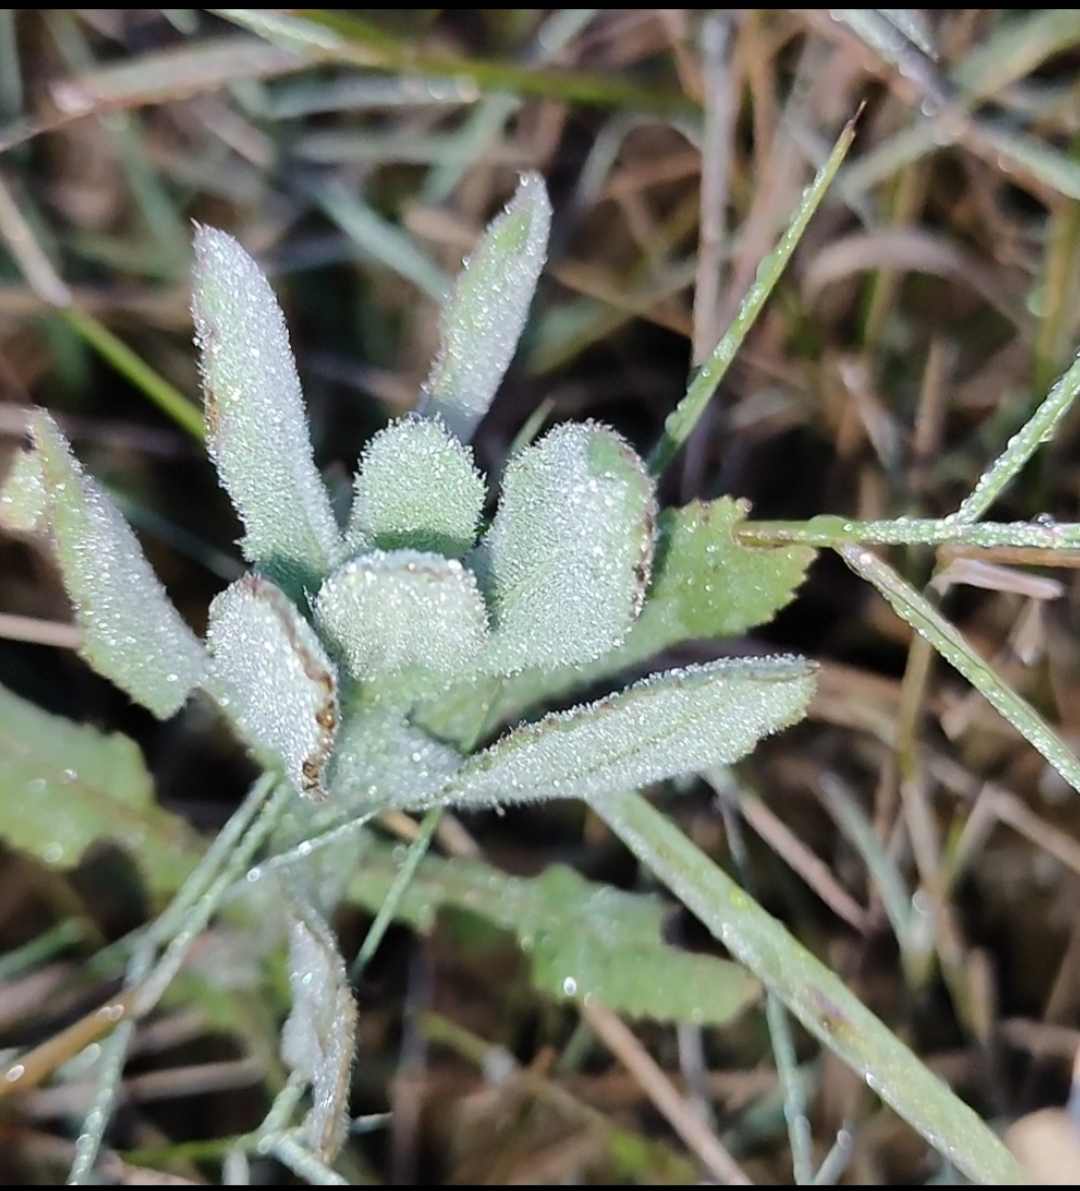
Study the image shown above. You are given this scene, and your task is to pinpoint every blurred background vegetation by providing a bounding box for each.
[4,9,1080,1184]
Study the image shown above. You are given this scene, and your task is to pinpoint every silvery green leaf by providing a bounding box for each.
[346,414,485,558]
[0,443,47,533]
[192,225,343,595]
[0,411,206,718]
[473,421,656,673]
[432,656,815,810]
[207,573,338,798]
[327,706,462,811]
[314,549,488,696]
[420,171,551,441]
[280,884,356,1161]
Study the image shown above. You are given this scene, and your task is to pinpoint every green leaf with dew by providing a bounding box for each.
[420,171,551,441]
[206,574,339,799]
[473,421,656,674]
[191,224,343,596]
[314,550,489,699]
[0,442,47,532]
[0,682,201,898]
[624,498,816,664]
[327,706,462,812]
[280,883,357,1161]
[346,414,485,558]
[435,496,814,735]
[347,846,759,1027]
[0,411,206,718]
[428,656,815,810]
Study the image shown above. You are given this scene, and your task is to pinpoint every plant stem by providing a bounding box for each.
[67,776,286,1184]
[647,114,857,477]
[736,514,1080,550]
[715,787,813,1183]
[590,789,1027,1184]
[839,545,1080,797]
[948,348,1080,524]
[350,805,442,981]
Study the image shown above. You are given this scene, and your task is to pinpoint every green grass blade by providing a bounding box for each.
[840,545,1080,797]
[647,116,857,477]
[215,9,696,118]
[61,307,204,441]
[592,789,1027,1184]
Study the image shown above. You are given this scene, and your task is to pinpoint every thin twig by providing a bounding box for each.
[580,998,753,1185]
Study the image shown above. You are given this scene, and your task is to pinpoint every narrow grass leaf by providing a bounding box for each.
[191,225,343,596]
[207,574,339,799]
[304,175,448,303]
[974,122,1080,202]
[593,790,1027,1185]
[473,421,656,673]
[346,414,485,558]
[648,117,857,477]
[435,656,815,809]
[420,171,551,441]
[841,545,1080,797]
[0,682,201,898]
[0,411,206,718]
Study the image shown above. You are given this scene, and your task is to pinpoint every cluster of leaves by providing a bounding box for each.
[0,173,814,1167]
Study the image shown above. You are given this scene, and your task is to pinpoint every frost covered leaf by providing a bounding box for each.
[280,885,357,1161]
[346,414,485,557]
[432,656,815,809]
[421,171,551,442]
[314,549,488,696]
[624,499,816,665]
[452,496,816,733]
[0,682,202,898]
[327,706,462,812]
[348,847,758,1026]
[0,411,206,718]
[0,444,47,533]
[192,225,343,596]
[474,422,656,673]
[207,574,338,799]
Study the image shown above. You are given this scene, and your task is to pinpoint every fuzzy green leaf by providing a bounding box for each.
[432,656,815,809]
[348,846,759,1027]
[327,706,462,811]
[0,443,47,533]
[435,496,816,736]
[192,225,343,595]
[473,421,656,674]
[0,411,206,718]
[280,884,357,1161]
[420,171,551,441]
[314,549,488,696]
[0,682,202,898]
[207,574,339,799]
[624,498,816,664]
[346,414,485,557]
